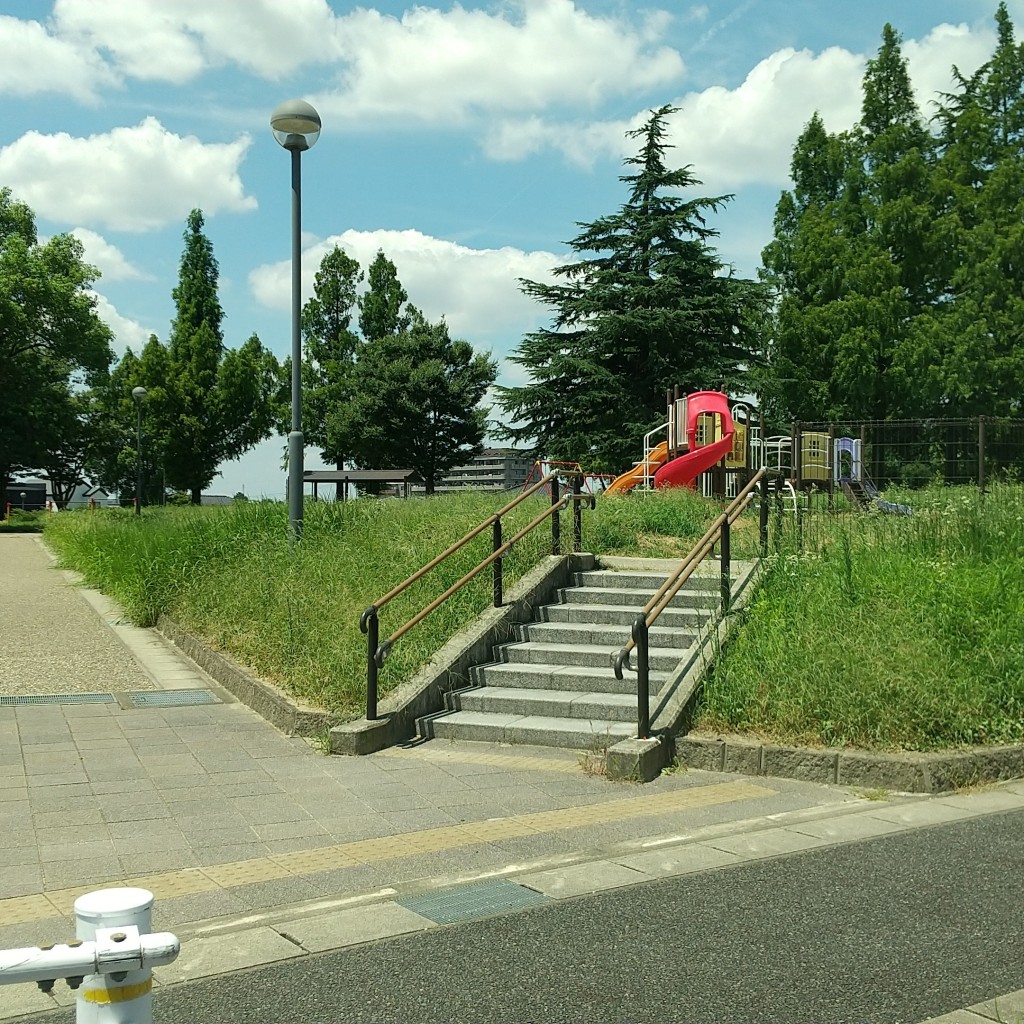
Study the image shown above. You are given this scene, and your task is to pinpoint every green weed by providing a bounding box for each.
[699,484,1024,751]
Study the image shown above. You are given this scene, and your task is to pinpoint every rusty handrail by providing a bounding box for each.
[360,471,590,720]
[360,473,556,624]
[613,468,766,738]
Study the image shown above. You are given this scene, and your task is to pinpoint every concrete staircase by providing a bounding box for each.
[418,565,721,752]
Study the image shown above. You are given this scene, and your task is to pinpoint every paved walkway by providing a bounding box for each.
[2,533,1023,1022]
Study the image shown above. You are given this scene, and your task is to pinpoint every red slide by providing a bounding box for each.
[653,391,734,490]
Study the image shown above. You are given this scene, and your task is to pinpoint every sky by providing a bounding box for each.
[1,0,1014,498]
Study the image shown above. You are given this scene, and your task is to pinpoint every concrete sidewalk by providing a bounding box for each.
[3,532,1023,1022]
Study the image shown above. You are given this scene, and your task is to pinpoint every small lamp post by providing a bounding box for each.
[132,386,147,516]
[270,98,321,543]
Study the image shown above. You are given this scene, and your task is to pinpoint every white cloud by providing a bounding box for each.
[250,228,565,354]
[485,18,1000,189]
[315,0,684,124]
[70,228,152,282]
[90,292,154,354]
[0,14,115,101]
[52,0,342,83]
[905,22,995,119]
[0,118,256,232]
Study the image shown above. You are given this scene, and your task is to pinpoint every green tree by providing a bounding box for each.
[86,340,169,506]
[332,311,496,493]
[154,210,279,503]
[496,105,762,473]
[358,250,413,341]
[298,245,362,497]
[0,188,113,506]
[761,26,938,422]
[924,2,1024,416]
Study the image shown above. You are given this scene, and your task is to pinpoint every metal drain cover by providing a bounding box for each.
[396,878,551,924]
[127,689,220,708]
[0,693,116,706]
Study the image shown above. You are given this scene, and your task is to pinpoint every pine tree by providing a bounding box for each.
[358,250,413,341]
[299,245,362,496]
[497,105,762,473]
[94,210,280,505]
[761,26,938,422]
[927,2,1024,415]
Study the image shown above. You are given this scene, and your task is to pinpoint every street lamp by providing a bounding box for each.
[270,98,321,543]
[132,386,147,517]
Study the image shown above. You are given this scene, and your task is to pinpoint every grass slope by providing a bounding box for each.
[44,488,725,715]
[700,484,1024,750]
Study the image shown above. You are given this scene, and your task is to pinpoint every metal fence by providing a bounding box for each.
[790,417,1024,490]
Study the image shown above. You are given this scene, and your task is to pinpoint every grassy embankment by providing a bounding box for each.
[44,482,1023,750]
[44,487,723,716]
[699,483,1024,750]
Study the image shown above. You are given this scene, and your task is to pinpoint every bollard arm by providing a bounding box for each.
[0,927,180,987]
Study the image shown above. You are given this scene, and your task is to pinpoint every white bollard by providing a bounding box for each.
[74,888,158,1024]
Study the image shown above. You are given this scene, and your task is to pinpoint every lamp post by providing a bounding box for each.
[270,99,321,543]
[132,386,147,517]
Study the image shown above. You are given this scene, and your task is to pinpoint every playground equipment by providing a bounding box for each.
[607,390,746,496]
[654,391,736,489]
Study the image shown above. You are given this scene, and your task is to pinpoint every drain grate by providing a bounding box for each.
[0,692,116,706]
[127,689,220,708]
[396,878,551,925]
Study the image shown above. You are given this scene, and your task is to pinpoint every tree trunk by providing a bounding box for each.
[336,458,345,501]
[191,487,202,505]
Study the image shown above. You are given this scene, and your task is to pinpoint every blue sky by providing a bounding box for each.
[1,0,1012,497]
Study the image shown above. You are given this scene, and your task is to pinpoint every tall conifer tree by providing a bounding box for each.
[498,105,762,472]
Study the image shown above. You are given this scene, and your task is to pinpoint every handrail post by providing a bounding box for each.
[720,514,731,613]
[492,517,503,607]
[365,608,379,720]
[978,415,986,501]
[572,475,582,552]
[550,476,561,555]
[633,614,650,740]
[759,473,769,556]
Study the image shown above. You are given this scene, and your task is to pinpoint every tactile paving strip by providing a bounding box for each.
[0,692,116,705]
[396,878,551,924]
[127,689,220,707]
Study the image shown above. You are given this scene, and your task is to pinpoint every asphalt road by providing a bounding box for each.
[32,810,1024,1024]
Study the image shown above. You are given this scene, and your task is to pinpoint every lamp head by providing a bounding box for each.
[271,99,321,151]
[132,386,147,404]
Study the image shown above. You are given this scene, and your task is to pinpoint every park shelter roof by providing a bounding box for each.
[303,469,423,484]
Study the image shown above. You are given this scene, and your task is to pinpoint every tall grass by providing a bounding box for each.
[40,486,761,718]
[700,483,1024,750]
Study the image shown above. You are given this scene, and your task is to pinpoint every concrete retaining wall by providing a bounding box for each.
[676,733,1024,793]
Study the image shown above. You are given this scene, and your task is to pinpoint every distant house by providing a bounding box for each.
[66,483,118,509]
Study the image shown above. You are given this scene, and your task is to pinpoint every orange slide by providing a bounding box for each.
[605,441,670,495]
[653,391,735,490]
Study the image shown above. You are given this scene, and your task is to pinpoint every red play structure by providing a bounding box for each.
[607,390,735,494]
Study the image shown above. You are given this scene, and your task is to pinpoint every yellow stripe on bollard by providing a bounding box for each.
[82,978,153,1004]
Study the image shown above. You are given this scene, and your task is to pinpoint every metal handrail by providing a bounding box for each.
[612,468,768,739]
[360,472,592,720]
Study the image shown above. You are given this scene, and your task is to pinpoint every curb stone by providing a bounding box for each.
[676,733,1024,793]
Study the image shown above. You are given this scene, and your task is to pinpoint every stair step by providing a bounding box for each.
[520,621,697,648]
[500,641,690,672]
[452,686,645,723]
[576,570,718,592]
[469,662,670,695]
[561,586,720,610]
[540,603,711,628]
[424,710,636,750]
